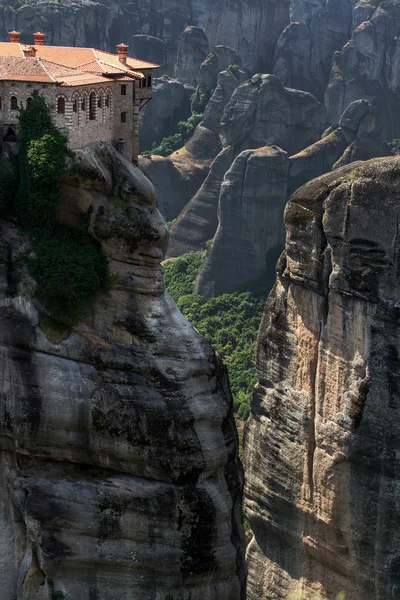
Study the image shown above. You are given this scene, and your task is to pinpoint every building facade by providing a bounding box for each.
[0,32,158,163]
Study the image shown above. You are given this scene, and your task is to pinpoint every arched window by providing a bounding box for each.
[105,94,110,108]
[73,99,78,113]
[121,111,127,123]
[57,97,65,114]
[81,99,86,112]
[89,92,96,120]
[26,97,33,107]
[97,95,102,109]
[10,96,18,111]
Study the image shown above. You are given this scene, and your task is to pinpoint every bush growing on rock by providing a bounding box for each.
[0,90,111,328]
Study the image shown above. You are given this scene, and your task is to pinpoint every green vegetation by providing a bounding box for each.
[390,138,400,155]
[0,90,111,328]
[164,251,267,419]
[142,112,203,157]
[227,63,240,78]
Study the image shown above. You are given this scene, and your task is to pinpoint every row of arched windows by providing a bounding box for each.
[56,90,113,125]
[0,89,113,122]
[0,96,33,111]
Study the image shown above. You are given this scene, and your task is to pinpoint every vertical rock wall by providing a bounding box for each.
[245,156,400,600]
[0,143,245,600]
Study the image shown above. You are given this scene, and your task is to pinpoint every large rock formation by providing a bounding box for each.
[0,142,245,600]
[273,0,354,99]
[288,99,389,195]
[168,75,324,257]
[325,0,400,141]
[221,75,325,156]
[245,155,400,600]
[174,26,209,87]
[195,147,289,298]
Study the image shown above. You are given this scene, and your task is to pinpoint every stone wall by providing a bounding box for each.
[0,78,144,162]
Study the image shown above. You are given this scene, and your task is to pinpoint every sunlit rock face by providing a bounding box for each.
[0,143,245,600]
[245,156,400,600]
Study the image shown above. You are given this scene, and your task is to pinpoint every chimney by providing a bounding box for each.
[8,30,21,44]
[116,43,128,65]
[33,31,45,46]
[23,45,37,58]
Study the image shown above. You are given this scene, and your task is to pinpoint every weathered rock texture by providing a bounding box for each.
[174,26,209,87]
[245,155,400,600]
[221,75,325,156]
[325,0,400,141]
[0,0,290,75]
[168,75,324,257]
[0,142,245,600]
[195,147,289,298]
[288,99,389,195]
[274,0,354,99]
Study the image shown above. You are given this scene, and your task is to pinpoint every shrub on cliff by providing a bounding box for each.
[15,90,70,228]
[0,90,110,327]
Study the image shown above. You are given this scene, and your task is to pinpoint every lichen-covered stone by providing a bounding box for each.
[0,142,245,600]
[245,156,400,600]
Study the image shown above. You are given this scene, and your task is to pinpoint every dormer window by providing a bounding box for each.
[10,96,18,111]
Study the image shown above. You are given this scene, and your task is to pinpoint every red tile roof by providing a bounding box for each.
[0,41,158,86]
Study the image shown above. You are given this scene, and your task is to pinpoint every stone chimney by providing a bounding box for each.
[33,32,45,46]
[8,31,21,44]
[22,45,37,57]
[116,43,128,65]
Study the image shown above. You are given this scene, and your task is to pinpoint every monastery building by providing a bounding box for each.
[0,31,159,163]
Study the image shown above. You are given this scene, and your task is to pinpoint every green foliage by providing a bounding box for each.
[227,63,240,77]
[142,112,203,157]
[390,138,400,155]
[15,90,70,228]
[0,89,111,328]
[164,252,267,419]
[191,88,213,114]
[29,225,110,326]
[164,251,206,298]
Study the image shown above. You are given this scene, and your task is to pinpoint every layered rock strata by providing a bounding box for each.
[0,143,245,600]
[245,156,400,600]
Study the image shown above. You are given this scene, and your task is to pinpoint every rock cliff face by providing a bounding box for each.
[195,147,289,298]
[245,155,400,600]
[325,0,400,141]
[0,143,245,600]
[174,26,209,87]
[168,76,324,257]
